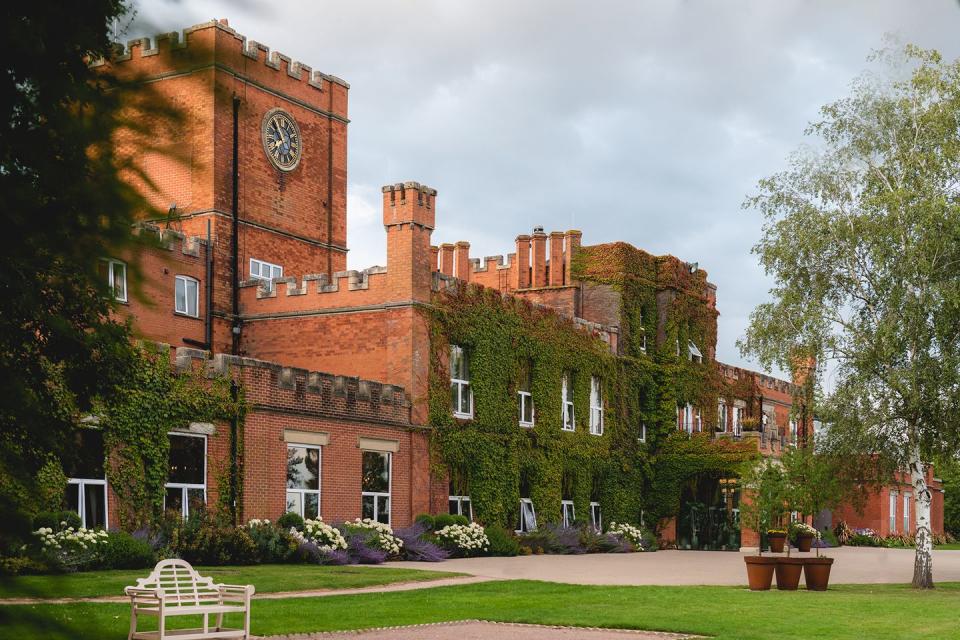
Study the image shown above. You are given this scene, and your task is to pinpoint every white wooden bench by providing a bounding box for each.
[125,559,255,640]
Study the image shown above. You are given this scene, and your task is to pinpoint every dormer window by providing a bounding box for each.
[450,345,473,419]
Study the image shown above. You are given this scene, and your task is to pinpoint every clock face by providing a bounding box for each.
[261,109,302,171]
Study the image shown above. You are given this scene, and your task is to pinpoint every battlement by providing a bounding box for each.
[173,346,410,425]
[238,266,398,317]
[93,19,349,108]
[132,222,206,258]
[718,361,795,396]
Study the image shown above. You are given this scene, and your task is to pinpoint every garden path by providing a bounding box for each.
[261,620,702,640]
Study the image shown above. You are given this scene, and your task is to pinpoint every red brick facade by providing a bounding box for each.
[90,19,943,543]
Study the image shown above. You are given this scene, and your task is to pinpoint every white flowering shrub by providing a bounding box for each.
[608,522,649,551]
[245,518,271,528]
[344,518,404,556]
[789,522,819,538]
[435,523,489,556]
[298,519,348,552]
[33,526,109,570]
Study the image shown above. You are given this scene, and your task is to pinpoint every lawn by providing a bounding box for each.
[936,543,960,550]
[0,564,461,599]
[2,580,959,640]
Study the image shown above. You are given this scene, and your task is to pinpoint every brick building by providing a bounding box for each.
[70,19,942,548]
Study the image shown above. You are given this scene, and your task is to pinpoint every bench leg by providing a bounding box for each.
[128,609,137,640]
[158,614,166,640]
[216,611,224,631]
[243,599,251,640]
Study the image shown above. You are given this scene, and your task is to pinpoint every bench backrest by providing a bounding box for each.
[134,559,223,607]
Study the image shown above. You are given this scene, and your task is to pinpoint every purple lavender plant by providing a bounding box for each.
[320,548,351,565]
[394,523,450,562]
[347,534,388,564]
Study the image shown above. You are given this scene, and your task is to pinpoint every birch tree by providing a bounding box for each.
[739,44,960,589]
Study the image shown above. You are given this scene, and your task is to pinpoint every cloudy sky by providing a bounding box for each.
[130,0,960,377]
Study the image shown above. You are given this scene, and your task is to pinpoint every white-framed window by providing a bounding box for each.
[903,493,911,534]
[561,500,576,528]
[449,495,473,521]
[683,404,694,434]
[590,501,602,532]
[361,450,391,524]
[732,406,743,436]
[639,329,647,353]
[688,340,703,363]
[165,433,207,518]
[65,429,108,529]
[518,498,537,533]
[174,275,200,318]
[99,258,127,302]
[286,443,321,519]
[450,345,473,418]
[639,422,647,443]
[518,361,534,427]
[889,491,898,534]
[789,418,798,443]
[694,406,702,432]
[718,402,727,432]
[589,376,604,435]
[249,258,283,291]
[561,372,575,431]
[675,338,681,357]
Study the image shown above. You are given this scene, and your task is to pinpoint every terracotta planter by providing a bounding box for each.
[775,557,805,590]
[803,557,834,591]
[796,534,814,553]
[768,533,786,553]
[744,556,777,591]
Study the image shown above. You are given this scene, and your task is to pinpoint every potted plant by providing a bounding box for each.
[767,528,787,552]
[741,417,761,432]
[739,459,787,590]
[789,521,818,552]
[781,446,848,590]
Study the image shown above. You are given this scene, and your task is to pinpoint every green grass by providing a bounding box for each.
[935,543,960,550]
[2,580,960,640]
[0,564,461,600]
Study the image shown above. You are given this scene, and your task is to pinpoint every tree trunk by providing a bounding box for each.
[910,447,934,589]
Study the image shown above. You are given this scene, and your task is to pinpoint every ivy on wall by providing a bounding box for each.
[99,344,244,530]
[429,242,757,533]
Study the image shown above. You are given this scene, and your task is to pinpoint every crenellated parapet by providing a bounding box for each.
[238,266,401,317]
[173,346,410,425]
[92,19,348,113]
[133,222,206,258]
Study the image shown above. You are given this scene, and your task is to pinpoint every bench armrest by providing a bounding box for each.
[218,583,255,596]
[125,586,164,600]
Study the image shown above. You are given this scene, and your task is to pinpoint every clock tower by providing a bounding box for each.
[104,19,349,353]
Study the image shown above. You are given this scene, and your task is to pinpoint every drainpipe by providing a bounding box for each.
[205,219,213,348]
[231,94,241,357]
[229,94,241,524]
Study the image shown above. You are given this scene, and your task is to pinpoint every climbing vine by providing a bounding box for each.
[429,242,757,533]
[99,343,245,530]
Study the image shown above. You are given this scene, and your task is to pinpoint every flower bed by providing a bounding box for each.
[435,522,489,557]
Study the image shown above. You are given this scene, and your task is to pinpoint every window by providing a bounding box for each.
[718,402,727,432]
[590,501,602,532]
[449,476,472,520]
[450,345,473,419]
[694,406,702,432]
[165,433,206,518]
[449,495,472,520]
[639,329,647,353]
[732,406,743,436]
[64,430,107,529]
[561,372,575,431]
[639,422,647,443]
[683,404,694,434]
[561,500,576,528]
[889,491,898,534]
[174,275,200,317]
[361,450,391,524]
[789,419,798,443]
[688,340,703,363]
[903,493,911,534]
[286,444,321,519]
[675,338,681,357]
[589,376,604,435]
[99,259,127,302]
[518,499,537,533]
[249,258,283,291]
[518,360,534,427]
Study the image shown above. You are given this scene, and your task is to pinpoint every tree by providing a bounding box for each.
[0,2,181,546]
[738,458,787,556]
[740,44,960,588]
